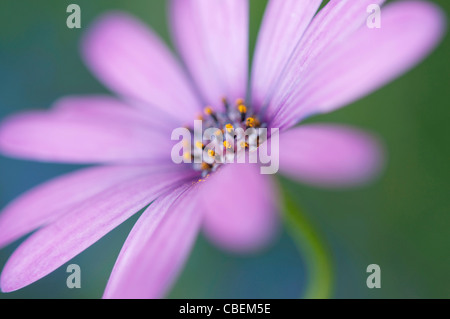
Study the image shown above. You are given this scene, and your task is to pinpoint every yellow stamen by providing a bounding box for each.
[196,141,205,149]
[240,141,249,149]
[223,141,233,149]
[236,98,245,106]
[183,152,192,161]
[208,149,216,158]
[204,107,214,116]
[225,124,234,133]
[204,106,219,122]
[246,117,256,128]
[238,104,247,114]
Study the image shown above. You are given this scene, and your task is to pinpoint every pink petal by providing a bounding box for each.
[0,165,175,249]
[103,184,201,299]
[0,98,173,164]
[279,125,384,187]
[199,163,279,253]
[271,1,446,129]
[170,0,248,110]
[0,169,197,292]
[53,95,178,134]
[82,12,201,125]
[264,0,385,126]
[251,0,322,112]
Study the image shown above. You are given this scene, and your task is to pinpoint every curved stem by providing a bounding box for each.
[281,188,334,299]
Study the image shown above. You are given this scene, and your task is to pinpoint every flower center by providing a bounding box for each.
[185,98,267,177]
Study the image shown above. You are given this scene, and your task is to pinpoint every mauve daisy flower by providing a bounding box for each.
[0,0,445,298]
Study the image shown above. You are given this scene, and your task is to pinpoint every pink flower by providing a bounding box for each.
[0,0,444,298]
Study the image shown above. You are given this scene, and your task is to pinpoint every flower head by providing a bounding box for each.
[0,0,445,298]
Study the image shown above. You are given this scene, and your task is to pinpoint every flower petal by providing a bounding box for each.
[279,125,384,187]
[251,0,323,111]
[264,0,385,127]
[271,1,446,129]
[103,184,201,299]
[170,0,248,109]
[0,169,197,292]
[0,165,175,249]
[82,12,201,125]
[199,163,279,253]
[53,95,178,134]
[0,98,173,164]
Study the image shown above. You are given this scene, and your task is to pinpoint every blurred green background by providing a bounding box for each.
[0,0,449,299]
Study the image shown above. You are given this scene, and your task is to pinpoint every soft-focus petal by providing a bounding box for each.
[265,0,385,126]
[199,163,279,253]
[53,95,178,134]
[278,125,384,187]
[170,0,248,109]
[251,0,323,111]
[271,1,446,129]
[0,99,172,164]
[82,12,201,124]
[0,165,176,248]
[0,169,197,292]
[103,184,201,299]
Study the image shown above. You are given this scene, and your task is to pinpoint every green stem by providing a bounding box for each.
[281,188,334,299]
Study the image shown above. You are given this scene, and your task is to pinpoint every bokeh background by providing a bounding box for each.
[0,0,449,299]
